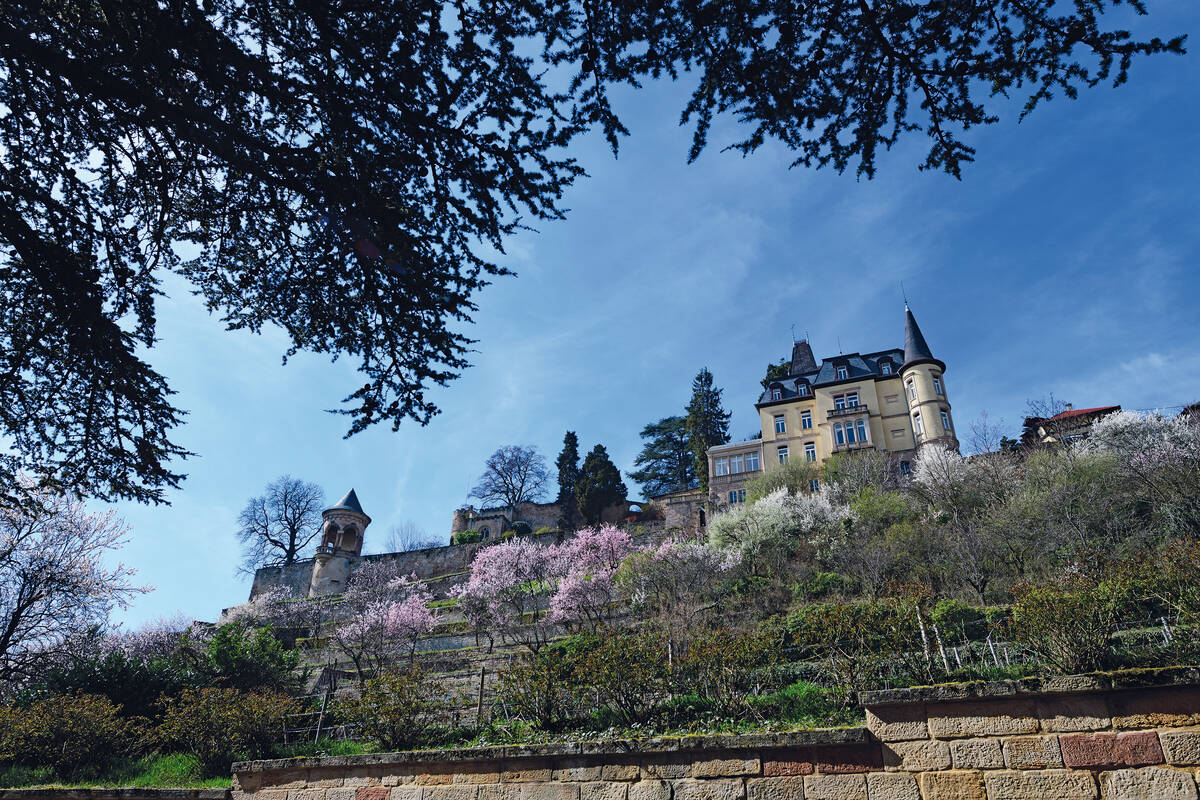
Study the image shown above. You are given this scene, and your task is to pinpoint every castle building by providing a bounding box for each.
[707,305,957,505]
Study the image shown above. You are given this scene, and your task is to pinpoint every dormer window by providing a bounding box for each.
[880,362,892,375]
[796,383,808,396]
[771,388,782,401]
[836,366,849,380]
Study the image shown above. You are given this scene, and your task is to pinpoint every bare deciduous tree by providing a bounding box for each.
[469,446,550,519]
[384,520,442,553]
[236,476,325,573]
[0,484,147,683]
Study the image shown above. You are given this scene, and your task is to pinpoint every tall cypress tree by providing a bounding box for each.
[685,368,732,492]
[555,431,581,530]
[575,444,628,526]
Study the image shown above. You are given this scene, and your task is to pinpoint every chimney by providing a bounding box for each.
[790,340,817,374]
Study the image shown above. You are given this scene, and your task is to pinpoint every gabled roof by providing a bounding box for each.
[757,348,905,405]
[1046,406,1121,423]
[327,488,366,516]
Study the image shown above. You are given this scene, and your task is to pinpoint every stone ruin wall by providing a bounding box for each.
[231,670,1200,800]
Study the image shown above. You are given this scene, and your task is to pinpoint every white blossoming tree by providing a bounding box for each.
[0,485,147,684]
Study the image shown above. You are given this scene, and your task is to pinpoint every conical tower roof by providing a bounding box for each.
[326,488,367,517]
[902,304,940,368]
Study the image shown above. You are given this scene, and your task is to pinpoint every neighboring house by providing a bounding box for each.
[1027,405,1122,444]
[707,304,957,506]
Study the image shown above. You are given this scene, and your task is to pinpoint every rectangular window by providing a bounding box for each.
[835,424,845,445]
[771,388,782,401]
[899,461,911,475]
[836,366,848,380]
[774,414,786,434]
[834,392,859,409]
[737,489,746,503]
[801,410,813,429]
[941,410,952,431]
[729,490,737,504]
[856,419,868,442]
[730,454,744,474]
[745,451,760,472]
[933,375,944,395]
[906,380,916,400]
[809,479,820,492]
[846,423,858,443]
[913,413,924,435]
[777,446,789,464]
[880,362,892,375]
[805,442,817,462]
[797,384,808,396]
[714,457,729,476]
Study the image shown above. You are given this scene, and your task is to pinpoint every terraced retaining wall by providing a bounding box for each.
[233,668,1200,800]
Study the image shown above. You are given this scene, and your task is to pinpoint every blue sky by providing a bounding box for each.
[108,2,1199,627]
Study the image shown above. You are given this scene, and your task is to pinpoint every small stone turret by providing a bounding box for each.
[308,488,371,597]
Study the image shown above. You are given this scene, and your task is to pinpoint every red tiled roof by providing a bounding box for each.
[1047,405,1121,422]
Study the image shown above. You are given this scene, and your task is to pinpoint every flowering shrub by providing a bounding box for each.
[452,536,561,650]
[548,526,637,629]
[617,540,740,653]
[154,687,299,776]
[0,693,140,776]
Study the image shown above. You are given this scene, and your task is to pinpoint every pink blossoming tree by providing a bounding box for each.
[548,525,636,630]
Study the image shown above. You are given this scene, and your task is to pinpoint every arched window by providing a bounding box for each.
[480,526,490,539]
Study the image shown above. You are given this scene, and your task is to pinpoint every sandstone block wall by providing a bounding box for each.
[235,670,1200,800]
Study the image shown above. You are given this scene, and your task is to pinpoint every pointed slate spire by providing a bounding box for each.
[327,488,366,516]
[902,303,936,367]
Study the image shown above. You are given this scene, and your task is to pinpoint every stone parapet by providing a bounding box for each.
[235,668,1200,800]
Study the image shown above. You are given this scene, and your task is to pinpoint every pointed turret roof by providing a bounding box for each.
[327,488,367,516]
[902,304,940,368]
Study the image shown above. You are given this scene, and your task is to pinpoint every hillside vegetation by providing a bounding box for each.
[3,410,1199,785]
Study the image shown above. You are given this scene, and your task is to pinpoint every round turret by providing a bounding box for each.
[899,305,958,450]
[308,488,371,597]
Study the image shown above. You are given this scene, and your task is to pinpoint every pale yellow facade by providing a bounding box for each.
[706,306,958,506]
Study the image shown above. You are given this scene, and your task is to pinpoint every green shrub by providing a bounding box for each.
[199,622,303,693]
[574,629,669,725]
[674,629,776,713]
[1008,569,1141,674]
[0,693,140,777]
[154,688,299,776]
[929,599,987,644]
[334,668,439,750]
[793,571,856,601]
[452,529,483,545]
[25,649,194,721]
[496,642,586,730]
[748,680,841,722]
[786,591,931,697]
[533,526,557,536]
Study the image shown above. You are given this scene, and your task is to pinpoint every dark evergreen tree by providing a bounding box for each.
[760,359,791,390]
[555,432,582,530]
[629,416,697,498]
[575,445,627,526]
[685,368,732,492]
[0,0,1181,507]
